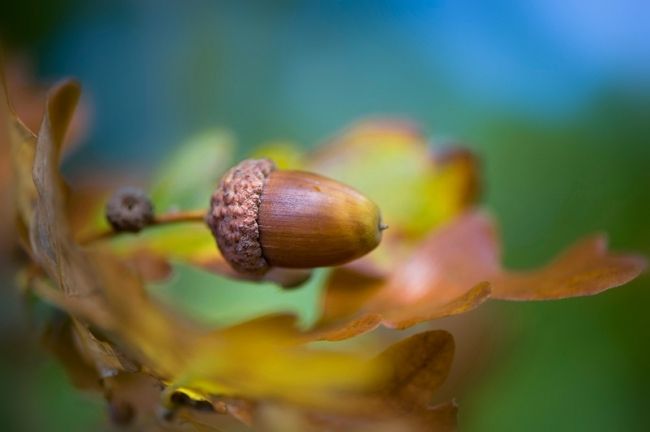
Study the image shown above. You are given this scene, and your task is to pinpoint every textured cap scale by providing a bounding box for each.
[206,159,275,274]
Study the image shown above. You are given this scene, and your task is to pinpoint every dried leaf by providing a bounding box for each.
[18,81,144,388]
[41,312,103,391]
[128,249,174,282]
[315,212,646,340]
[492,235,647,300]
[374,330,454,409]
[29,80,90,295]
[103,372,163,430]
[370,331,458,432]
[2,61,38,250]
[313,213,495,340]
[2,57,88,261]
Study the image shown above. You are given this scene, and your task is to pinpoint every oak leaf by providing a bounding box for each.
[313,212,646,340]
[245,330,458,432]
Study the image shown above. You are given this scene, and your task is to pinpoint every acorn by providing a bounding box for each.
[206,159,385,275]
[106,187,155,233]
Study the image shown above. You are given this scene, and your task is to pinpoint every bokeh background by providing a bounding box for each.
[1,1,649,431]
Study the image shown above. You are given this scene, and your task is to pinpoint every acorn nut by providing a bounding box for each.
[206,159,385,275]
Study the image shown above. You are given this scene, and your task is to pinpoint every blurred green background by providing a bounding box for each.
[1,1,648,431]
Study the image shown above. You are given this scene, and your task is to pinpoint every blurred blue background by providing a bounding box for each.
[1,1,649,430]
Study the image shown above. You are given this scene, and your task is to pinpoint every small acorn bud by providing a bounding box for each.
[206,159,384,274]
[106,187,154,233]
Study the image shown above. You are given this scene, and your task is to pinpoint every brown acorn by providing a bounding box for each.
[206,159,385,275]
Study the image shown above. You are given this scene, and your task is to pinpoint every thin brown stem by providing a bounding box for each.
[78,228,116,244]
[79,209,207,245]
[151,209,206,226]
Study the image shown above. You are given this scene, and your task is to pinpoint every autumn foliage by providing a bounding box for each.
[2,73,646,431]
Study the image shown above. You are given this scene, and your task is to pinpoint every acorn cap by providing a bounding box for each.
[206,159,275,274]
[207,158,384,275]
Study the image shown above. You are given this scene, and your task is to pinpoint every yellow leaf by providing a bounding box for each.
[308,119,479,238]
[251,141,305,170]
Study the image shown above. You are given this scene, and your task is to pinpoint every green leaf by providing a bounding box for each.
[150,264,327,328]
[150,129,234,212]
[308,120,479,238]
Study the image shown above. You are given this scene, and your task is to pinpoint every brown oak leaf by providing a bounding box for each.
[313,212,646,340]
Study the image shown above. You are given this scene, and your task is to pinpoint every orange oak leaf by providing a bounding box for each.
[312,213,495,341]
[313,212,646,341]
[491,234,647,300]
[371,330,458,432]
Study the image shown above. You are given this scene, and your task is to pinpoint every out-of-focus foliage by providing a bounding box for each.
[2,2,649,431]
[4,70,646,431]
[5,76,466,431]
